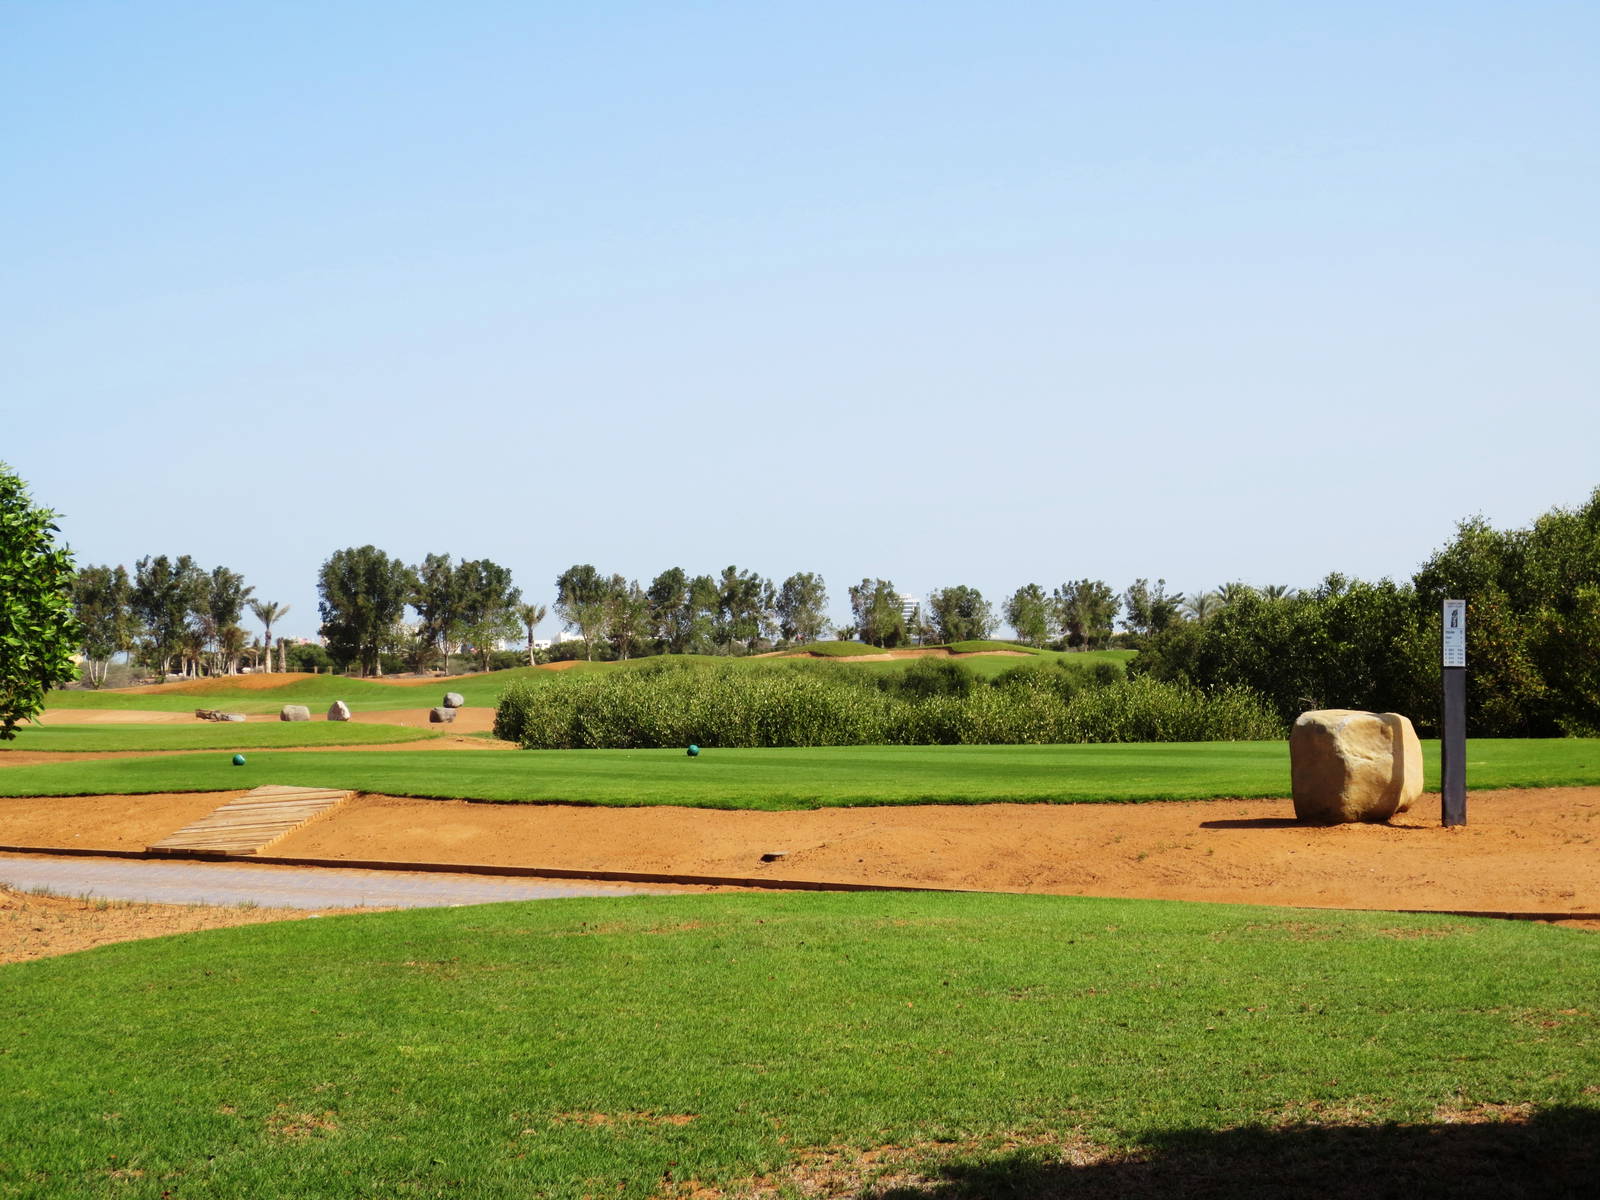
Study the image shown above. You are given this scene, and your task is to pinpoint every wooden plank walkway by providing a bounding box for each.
[147,786,353,858]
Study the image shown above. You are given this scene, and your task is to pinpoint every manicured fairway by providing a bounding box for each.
[1,740,1597,808]
[0,723,442,753]
[1,891,1594,1198]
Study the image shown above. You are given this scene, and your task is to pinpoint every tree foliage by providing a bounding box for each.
[317,546,416,676]
[775,572,830,645]
[1003,583,1051,648]
[454,559,522,670]
[0,465,80,737]
[927,585,995,643]
[1053,579,1119,650]
[73,564,133,688]
[1121,578,1185,637]
[849,578,907,648]
[554,564,608,661]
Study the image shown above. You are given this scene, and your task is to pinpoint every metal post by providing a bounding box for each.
[1441,599,1467,827]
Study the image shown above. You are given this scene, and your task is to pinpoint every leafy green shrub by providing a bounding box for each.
[896,658,976,700]
[495,663,1282,748]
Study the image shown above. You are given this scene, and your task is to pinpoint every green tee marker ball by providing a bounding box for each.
[231,753,246,766]
[686,745,700,757]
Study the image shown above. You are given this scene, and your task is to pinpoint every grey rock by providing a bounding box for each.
[327,700,351,722]
[280,704,312,722]
[429,706,457,723]
[443,692,465,709]
[221,713,247,723]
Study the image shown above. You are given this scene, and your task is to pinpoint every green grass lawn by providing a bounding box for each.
[2,740,1597,807]
[43,673,522,714]
[1,891,1594,1198]
[0,722,441,753]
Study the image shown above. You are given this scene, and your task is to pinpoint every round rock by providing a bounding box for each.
[279,704,312,723]
[442,692,465,709]
[327,700,352,722]
[429,706,457,723]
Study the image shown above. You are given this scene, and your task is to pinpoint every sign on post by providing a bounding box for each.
[1441,599,1467,826]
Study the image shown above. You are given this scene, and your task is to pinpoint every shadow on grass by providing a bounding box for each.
[877,1106,1599,1200]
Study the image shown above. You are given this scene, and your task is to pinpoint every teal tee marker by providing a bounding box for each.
[686,745,700,757]
[231,753,246,766]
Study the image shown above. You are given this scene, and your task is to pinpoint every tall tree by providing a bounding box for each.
[454,559,521,670]
[1122,578,1185,637]
[1004,583,1051,647]
[0,464,80,736]
[204,565,253,674]
[73,564,134,688]
[848,578,907,648]
[686,573,721,654]
[604,576,650,660]
[515,602,548,666]
[647,567,693,653]
[1182,590,1223,623]
[131,554,206,678]
[1054,579,1120,649]
[774,572,830,645]
[249,600,290,675]
[412,553,459,673]
[318,546,416,676]
[715,565,773,653]
[554,564,609,660]
[926,585,995,644]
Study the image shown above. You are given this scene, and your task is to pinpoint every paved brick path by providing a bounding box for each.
[0,854,672,909]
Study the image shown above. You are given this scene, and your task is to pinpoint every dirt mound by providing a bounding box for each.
[119,673,320,695]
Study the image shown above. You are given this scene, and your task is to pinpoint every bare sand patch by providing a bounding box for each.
[261,787,1600,926]
[0,882,372,964]
[3,787,1595,930]
[347,706,499,733]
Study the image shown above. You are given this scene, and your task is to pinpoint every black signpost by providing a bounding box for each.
[1441,599,1467,827]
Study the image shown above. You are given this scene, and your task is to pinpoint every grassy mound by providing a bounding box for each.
[1,891,1594,1198]
[940,639,1044,655]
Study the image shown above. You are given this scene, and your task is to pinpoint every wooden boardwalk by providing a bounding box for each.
[147,786,353,858]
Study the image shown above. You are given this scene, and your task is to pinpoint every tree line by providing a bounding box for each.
[74,556,292,684]
[1131,489,1600,737]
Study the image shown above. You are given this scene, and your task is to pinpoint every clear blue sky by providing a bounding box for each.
[6,1,1597,640]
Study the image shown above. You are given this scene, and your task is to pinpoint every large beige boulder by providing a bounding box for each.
[1290,709,1423,824]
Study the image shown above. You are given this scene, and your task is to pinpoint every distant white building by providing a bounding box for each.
[555,630,586,644]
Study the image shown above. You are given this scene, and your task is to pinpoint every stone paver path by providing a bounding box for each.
[0,854,672,910]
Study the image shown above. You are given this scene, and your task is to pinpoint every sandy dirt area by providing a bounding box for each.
[260,788,1600,924]
[35,708,208,724]
[347,706,499,733]
[0,883,372,964]
[4,786,1597,926]
[0,791,249,851]
[2,789,1595,960]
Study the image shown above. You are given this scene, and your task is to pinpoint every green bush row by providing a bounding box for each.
[493,663,1282,748]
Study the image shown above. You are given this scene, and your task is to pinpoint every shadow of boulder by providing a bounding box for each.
[875,1106,1599,1200]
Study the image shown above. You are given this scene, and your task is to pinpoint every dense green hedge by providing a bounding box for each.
[493,661,1281,748]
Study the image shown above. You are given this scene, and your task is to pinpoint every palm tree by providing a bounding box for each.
[1216,581,1256,608]
[515,603,548,666]
[249,600,289,674]
[1260,584,1297,601]
[1183,590,1223,623]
